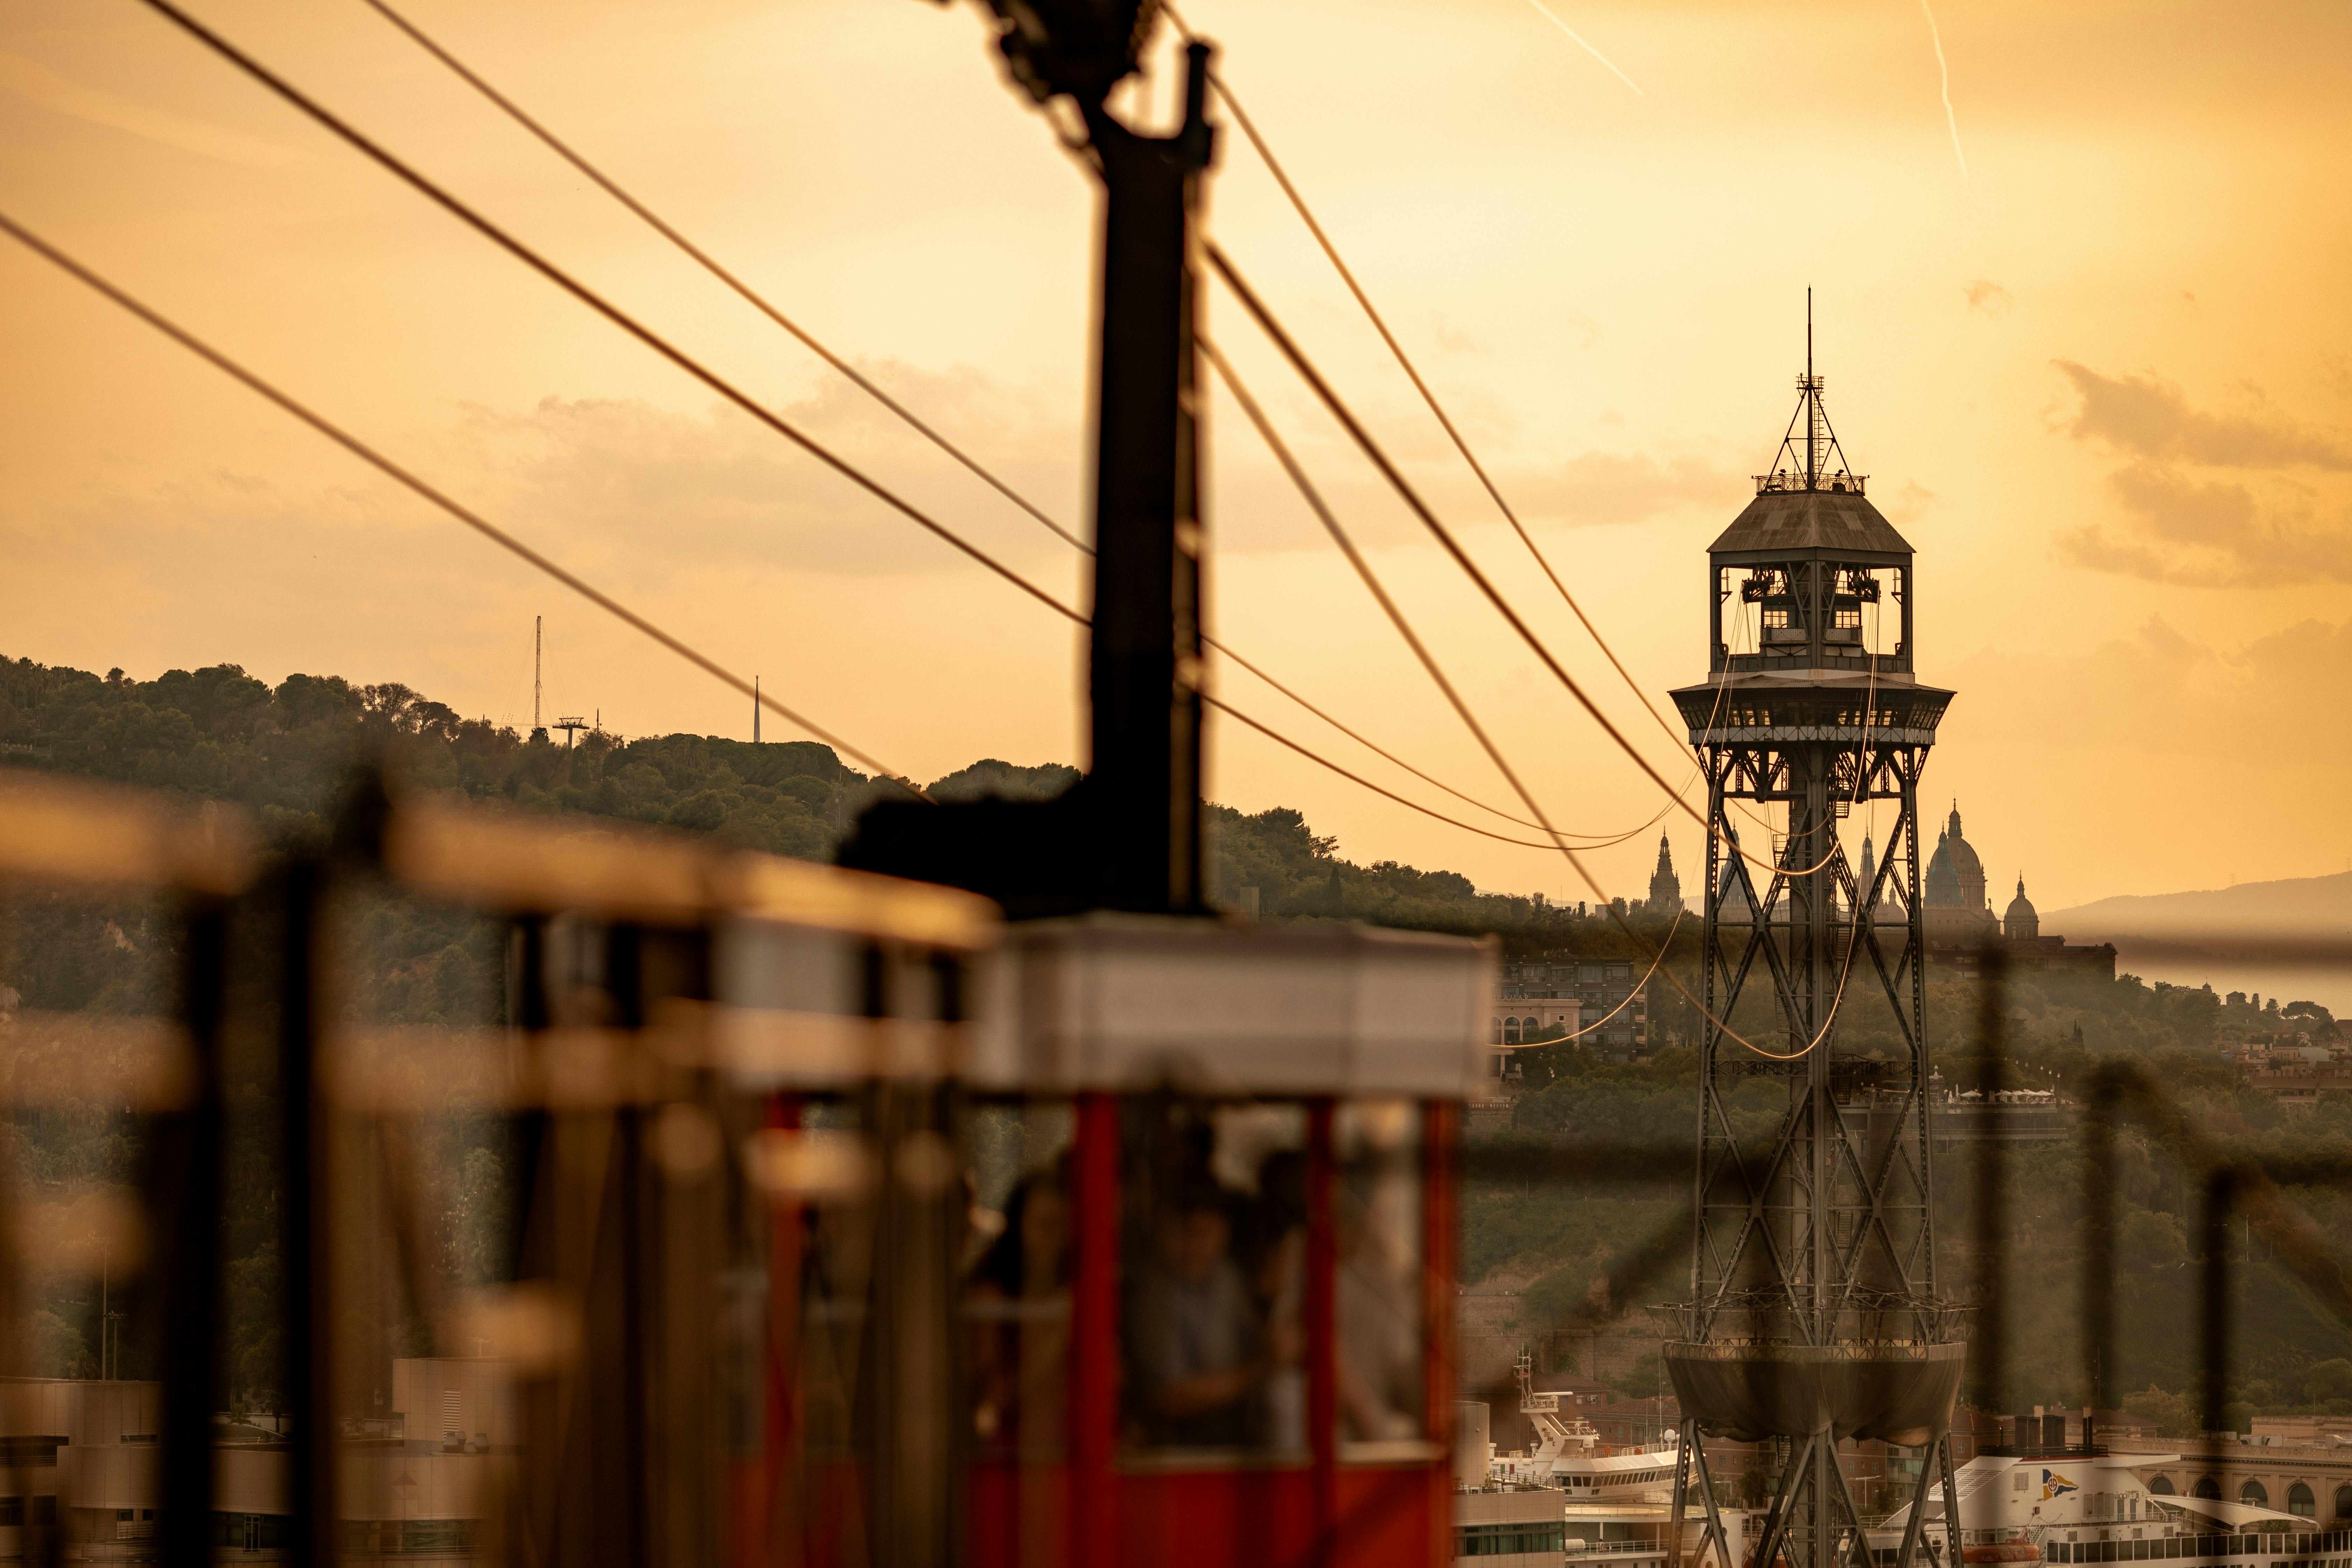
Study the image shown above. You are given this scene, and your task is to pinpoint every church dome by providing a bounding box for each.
[1934,803,1990,911]
[2004,877,2039,941]
[1924,832,1962,906]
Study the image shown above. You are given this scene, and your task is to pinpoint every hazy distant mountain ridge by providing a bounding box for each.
[2047,870,2352,940]
[2046,870,2352,1012]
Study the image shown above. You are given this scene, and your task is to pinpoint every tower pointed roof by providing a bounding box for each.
[1708,489,1913,562]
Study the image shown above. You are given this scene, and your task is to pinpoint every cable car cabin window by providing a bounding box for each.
[1122,1096,1309,1457]
[960,1100,1076,1458]
[1335,1099,1424,1452]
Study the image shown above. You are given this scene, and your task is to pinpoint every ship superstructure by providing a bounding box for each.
[1876,1448,2324,1568]
[1488,1353,1682,1499]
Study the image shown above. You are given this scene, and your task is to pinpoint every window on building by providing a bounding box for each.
[2332,1484,2352,1518]
[2292,1484,2316,1518]
[2150,1476,2175,1495]
[2243,1481,2270,1508]
[2194,1479,2221,1499]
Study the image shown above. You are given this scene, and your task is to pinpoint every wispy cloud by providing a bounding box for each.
[1963,279,2010,316]
[1914,0,1968,177]
[2054,362,2352,471]
[1518,0,1644,96]
[1505,451,1739,526]
[2055,364,2352,586]
[0,50,306,168]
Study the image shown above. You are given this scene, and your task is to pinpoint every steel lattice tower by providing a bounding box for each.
[1661,338,1963,1568]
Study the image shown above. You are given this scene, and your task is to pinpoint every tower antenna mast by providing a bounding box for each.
[1806,287,1819,488]
[533,615,542,733]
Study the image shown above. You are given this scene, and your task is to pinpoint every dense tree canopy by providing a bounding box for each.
[7,652,2346,1425]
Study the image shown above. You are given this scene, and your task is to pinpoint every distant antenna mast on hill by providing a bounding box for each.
[532,615,545,740]
[754,676,761,743]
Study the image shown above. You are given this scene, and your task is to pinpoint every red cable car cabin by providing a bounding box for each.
[725,911,1494,1568]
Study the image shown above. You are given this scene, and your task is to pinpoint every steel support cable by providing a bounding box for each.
[0,209,920,790]
[1206,242,1830,882]
[1204,329,1758,854]
[107,0,1604,859]
[151,0,1848,944]
[1202,329,1772,1054]
[1201,334,1668,852]
[1195,700,1559,851]
[348,0,1568,845]
[133,0,1085,631]
[1161,6,1780,845]
[1209,328,1895,1061]
[1203,640,1587,835]
[0,250,1533,866]
[1178,36,1692,756]
[72,3,1576,858]
[355,0,1097,558]
[1721,638,1889,1062]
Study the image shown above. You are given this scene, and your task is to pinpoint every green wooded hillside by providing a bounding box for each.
[6,651,2350,1428]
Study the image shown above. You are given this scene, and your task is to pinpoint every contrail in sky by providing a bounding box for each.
[1916,0,1969,177]
[1519,0,1644,96]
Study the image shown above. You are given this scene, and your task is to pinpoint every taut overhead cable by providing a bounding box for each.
[1200,329,1777,1050]
[0,208,918,789]
[333,0,1561,841]
[1206,243,1837,879]
[133,0,1086,631]
[1201,335,1669,850]
[1161,7,1698,763]
[355,0,1093,559]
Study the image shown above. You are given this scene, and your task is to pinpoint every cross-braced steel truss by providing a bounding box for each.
[1668,736,1961,1568]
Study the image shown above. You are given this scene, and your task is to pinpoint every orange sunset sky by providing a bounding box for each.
[2,0,2347,913]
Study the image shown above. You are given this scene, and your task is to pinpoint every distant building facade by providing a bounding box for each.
[1923,804,2116,980]
[1490,957,1649,1059]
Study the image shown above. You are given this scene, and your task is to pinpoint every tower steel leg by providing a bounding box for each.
[1936,1432,1963,1568]
[1750,1432,1814,1568]
[1892,1441,1938,1568]
[1688,1428,1736,1568]
[1671,1419,1694,1568]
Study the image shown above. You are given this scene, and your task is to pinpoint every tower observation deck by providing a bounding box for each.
[1658,349,1962,1568]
